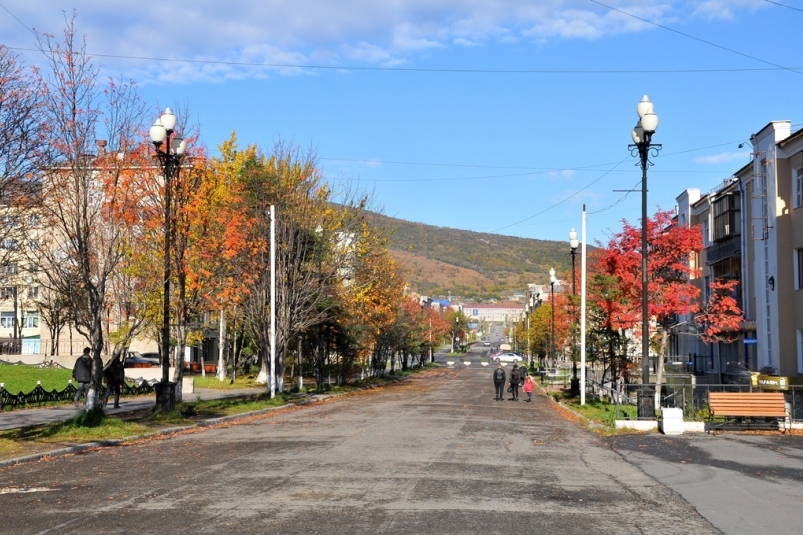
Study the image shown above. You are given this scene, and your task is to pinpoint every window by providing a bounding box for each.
[0,287,15,300]
[22,311,38,329]
[702,219,710,247]
[798,248,803,290]
[28,286,38,299]
[798,330,803,374]
[796,168,803,209]
[0,312,14,329]
[3,263,17,275]
[713,193,741,241]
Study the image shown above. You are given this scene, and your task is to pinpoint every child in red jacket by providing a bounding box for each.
[523,374,535,402]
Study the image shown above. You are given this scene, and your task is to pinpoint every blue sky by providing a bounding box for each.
[2,1,801,246]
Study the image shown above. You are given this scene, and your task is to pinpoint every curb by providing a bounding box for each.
[0,372,420,468]
[538,382,604,431]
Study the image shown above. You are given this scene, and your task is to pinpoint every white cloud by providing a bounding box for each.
[0,0,760,84]
[692,0,767,21]
[546,169,576,181]
[694,151,750,164]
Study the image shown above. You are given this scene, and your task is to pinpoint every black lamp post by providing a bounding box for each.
[149,108,186,412]
[628,95,660,386]
[569,229,579,395]
[549,267,556,368]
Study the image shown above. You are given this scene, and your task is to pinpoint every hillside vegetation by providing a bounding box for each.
[370,213,586,301]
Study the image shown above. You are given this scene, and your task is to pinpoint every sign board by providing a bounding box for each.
[755,375,789,390]
[744,337,757,345]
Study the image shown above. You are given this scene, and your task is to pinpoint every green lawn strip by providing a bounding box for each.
[0,365,73,393]
[547,391,639,434]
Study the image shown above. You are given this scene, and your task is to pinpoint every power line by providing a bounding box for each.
[764,0,803,13]
[588,0,803,76]
[486,156,631,233]
[322,139,752,173]
[6,45,803,75]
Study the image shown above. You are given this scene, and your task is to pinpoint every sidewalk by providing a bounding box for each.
[0,387,267,431]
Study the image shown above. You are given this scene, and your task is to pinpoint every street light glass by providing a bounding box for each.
[631,121,643,144]
[172,137,186,156]
[640,111,659,133]
[149,120,166,144]
[160,108,177,132]
[549,267,555,278]
[569,228,579,249]
[636,95,654,118]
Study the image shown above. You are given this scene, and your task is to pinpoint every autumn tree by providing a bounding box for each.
[30,14,149,410]
[592,210,702,406]
[694,278,744,358]
[0,45,47,263]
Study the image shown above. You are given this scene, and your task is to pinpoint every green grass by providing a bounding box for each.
[190,373,266,390]
[2,410,153,445]
[0,364,73,393]
[549,391,639,433]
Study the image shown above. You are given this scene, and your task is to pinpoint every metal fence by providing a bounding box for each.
[594,381,803,422]
[0,380,155,409]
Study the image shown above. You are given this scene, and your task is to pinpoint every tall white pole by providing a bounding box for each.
[270,205,276,399]
[580,204,587,405]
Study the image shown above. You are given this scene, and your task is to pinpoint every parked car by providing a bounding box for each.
[494,352,521,364]
[483,340,491,346]
[124,351,160,368]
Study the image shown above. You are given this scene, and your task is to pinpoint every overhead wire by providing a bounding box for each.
[588,0,803,76]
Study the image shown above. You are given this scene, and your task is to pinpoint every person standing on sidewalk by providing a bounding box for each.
[72,347,92,407]
[492,363,506,401]
[103,356,125,409]
[523,374,535,402]
[509,363,520,401]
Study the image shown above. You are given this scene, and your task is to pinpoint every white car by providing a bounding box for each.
[494,352,521,364]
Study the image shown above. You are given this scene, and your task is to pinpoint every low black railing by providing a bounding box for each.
[0,380,155,409]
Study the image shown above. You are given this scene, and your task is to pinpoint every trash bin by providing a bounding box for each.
[660,407,683,435]
[637,387,655,419]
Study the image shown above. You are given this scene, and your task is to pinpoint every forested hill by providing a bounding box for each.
[368,212,590,301]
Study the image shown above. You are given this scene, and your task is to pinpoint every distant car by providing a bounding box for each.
[494,352,521,364]
[483,341,491,347]
[124,351,160,368]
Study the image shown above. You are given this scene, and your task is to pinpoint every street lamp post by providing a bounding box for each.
[149,108,186,412]
[569,229,579,395]
[549,268,556,368]
[628,95,661,387]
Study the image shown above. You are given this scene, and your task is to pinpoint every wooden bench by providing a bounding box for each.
[708,392,788,433]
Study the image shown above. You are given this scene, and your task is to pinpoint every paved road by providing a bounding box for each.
[0,347,717,534]
[607,433,803,535]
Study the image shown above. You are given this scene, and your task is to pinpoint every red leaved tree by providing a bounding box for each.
[592,210,702,398]
[694,278,744,351]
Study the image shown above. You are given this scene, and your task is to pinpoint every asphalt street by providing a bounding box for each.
[0,346,718,535]
[607,433,803,535]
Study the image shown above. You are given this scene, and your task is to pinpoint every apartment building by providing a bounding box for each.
[744,121,803,378]
[676,120,803,382]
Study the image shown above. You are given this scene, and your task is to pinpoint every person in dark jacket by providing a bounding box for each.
[72,347,92,407]
[492,363,506,401]
[509,363,520,401]
[103,356,125,409]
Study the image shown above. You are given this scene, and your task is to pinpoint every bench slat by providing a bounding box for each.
[708,392,786,418]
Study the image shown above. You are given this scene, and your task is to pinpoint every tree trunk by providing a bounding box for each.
[217,307,227,381]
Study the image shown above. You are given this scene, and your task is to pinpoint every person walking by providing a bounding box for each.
[509,363,520,401]
[492,363,506,401]
[103,355,125,409]
[72,347,92,407]
[523,374,535,402]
